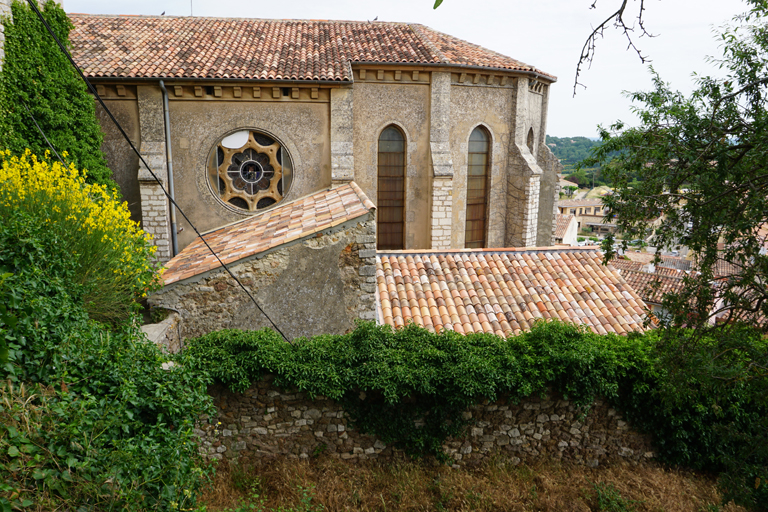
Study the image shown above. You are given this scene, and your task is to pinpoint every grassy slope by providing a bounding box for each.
[199,458,746,512]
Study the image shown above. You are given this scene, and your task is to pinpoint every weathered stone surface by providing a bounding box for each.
[149,216,376,341]
[196,378,653,468]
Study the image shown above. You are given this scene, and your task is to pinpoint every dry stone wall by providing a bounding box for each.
[197,376,654,468]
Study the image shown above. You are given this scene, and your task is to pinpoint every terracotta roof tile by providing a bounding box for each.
[620,269,686,305]
[68,15,554,81]
[376,248,647,336]
[554,214,575,238]
[557,198,604,208]
[163,182,374,285]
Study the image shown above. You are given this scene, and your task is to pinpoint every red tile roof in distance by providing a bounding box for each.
[162,182,375,285]
[376,248,647,337]
[620,269,686,305]
[68,15,555,81]
[554,214,575,238]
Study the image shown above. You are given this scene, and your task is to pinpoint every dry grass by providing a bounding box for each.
[198,456,746,512]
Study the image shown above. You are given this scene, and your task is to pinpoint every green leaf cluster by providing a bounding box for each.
[0,0,116,190]
[0,159,213,509]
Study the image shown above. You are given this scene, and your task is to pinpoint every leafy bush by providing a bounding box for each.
[182,321,656,461]
[620,327,768,510]
[0,150,161,324]
[0,152,213,510]
[0,0,115,189]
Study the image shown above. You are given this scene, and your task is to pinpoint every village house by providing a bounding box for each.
[68,14,563,261]
[554,213,578,245]
[556,198,615,235]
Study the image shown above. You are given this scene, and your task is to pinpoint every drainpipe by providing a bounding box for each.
[158,80,179,257]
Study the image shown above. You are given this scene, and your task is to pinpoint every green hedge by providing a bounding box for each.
[182,322,768,510]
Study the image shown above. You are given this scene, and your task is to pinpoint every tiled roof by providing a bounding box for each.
[622,251,655,265]
[554,214,575,239]
[621,269,685,305]
[609,258,644,272]
[557,199,604,208]
[376,248,647,337]
[68,15,554,81]
[163,182,375,285]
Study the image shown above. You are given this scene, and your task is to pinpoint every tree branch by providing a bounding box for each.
[574,0,654,95]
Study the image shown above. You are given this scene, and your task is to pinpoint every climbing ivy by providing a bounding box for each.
[0,0,116,189]
[182,321,768,510]
[181,321,657,460]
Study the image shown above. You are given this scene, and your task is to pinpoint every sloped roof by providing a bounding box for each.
[68,15,554,81]
[376,248,647,337]
[621,269,686,305]
[163,182,375,285]
[554,214,575,239]
[609,258,644,272]
[557,199,605,209]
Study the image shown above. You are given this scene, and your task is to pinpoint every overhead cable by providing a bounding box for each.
[24,0,291,342]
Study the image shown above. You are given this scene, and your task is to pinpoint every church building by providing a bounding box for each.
[68,14,561,261]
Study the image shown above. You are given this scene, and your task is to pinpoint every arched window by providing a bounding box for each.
[465,127,490,248]
[377,126,405,249]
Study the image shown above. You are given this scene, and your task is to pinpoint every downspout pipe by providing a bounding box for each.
[158,80,179,257]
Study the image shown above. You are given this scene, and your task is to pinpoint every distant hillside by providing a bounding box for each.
[545,136,602,167]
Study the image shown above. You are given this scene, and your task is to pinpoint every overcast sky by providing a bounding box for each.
[63,0,748,137]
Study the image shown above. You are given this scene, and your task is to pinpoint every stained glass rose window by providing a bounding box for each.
[207,130,293,212]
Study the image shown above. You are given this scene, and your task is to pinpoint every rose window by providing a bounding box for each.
[207,130,293,212]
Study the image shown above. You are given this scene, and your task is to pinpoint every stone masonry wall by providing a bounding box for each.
[140,180,171,262]
[150,215,377,342]
[197,376,654,468]
[430,177,453,249]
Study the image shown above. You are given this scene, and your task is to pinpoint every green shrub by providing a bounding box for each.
[0,0,115,189]
[182,321,656,461]
[0,151,162,324]
[0,152,213,510]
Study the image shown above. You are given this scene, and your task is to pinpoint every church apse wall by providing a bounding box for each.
[166,89,332,249]
[352,74,432,249]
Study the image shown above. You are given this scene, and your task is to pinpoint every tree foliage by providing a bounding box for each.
[0,0,115,189]
[586,1,768,330]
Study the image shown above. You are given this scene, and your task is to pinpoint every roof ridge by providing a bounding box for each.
[408,23,450,64]
[348,181,376,211]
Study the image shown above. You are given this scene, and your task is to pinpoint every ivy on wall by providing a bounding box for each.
[181,321,658,460]
[0,0,116,189]
[181,321,768,510]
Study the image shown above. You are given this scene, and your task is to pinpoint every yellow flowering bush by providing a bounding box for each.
[0,150,162,323]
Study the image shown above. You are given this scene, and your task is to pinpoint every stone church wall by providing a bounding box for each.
[197,376,654,468]
[149,213,377,342]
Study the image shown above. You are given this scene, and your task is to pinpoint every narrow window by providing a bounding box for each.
[465,127,490,248]
[527,127,535,153]
[377,126,405,249]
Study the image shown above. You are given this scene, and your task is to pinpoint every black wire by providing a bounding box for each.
[24,0,291,342]
[22,102,66,166]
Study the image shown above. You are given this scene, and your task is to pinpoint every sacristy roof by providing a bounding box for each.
[68,14,555,81]
[162,182,374,285]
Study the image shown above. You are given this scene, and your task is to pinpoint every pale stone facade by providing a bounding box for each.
[73,17,560,262]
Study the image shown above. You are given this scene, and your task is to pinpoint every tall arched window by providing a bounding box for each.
[377,126,405,249]
[527,127,535,153]
[465,127,490,248]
